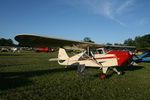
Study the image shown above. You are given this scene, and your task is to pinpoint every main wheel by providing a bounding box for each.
[117,71,123,75]
[100,74,106,79]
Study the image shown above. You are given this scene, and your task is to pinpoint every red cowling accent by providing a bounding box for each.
[107,51,132,66]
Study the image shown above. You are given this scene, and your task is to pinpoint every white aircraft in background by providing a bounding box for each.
[0,46,19,53]
[15,34,135,79]
[10,47,18,53]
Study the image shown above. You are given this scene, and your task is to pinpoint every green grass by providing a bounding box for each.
[0,51,150,100]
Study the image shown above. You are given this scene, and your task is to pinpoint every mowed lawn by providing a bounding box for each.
[0,51,150,100]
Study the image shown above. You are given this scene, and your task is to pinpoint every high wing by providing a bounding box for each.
[15,34,105,49]
[15,34,135,49]
[106,45,136,49]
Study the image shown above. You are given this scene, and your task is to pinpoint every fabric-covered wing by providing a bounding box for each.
[106,45,136,49]
[15,34,105,49]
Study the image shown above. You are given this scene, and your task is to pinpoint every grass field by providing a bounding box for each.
[0,51,150,100]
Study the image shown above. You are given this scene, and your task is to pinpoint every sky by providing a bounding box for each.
[0,0,150,44]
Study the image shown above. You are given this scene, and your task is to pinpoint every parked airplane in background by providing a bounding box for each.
[0,47,8,52]
[35,47,49,52]
[10,47,19,53]
[0,46,19,53]
[15,34,135,79]
[35,47,55,52]
[133,47,150,62]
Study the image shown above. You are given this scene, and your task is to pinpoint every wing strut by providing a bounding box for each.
[84,48,103,68]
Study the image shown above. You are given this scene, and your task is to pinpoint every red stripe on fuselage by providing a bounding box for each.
[77,56,115,61]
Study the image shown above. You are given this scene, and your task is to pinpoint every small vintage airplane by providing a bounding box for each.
[35,47,49,52]
[35,47,55,52]
[0,46,19,53]
[133,47,150,62]
[15,34,135,79]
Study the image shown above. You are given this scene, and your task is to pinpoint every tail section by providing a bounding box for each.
[58,48,69,65]
[58,48,69,60]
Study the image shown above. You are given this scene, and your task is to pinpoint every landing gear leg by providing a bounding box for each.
[100,67,108,79]
[112,67,122,75]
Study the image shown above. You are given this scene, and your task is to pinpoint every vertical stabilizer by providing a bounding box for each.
[58,48,69,60]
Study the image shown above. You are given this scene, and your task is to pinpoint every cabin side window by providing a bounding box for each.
[91,49,106,55]
[97,50,103,54]
[78,53,89,60]
[92,49,103,54]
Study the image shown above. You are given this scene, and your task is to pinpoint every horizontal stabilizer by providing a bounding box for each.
[48,58,58,61]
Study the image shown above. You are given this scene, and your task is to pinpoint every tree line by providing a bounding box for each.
[83,34,150,49]
[0,38,15,46]
[123,34,150,49]
[0,34,150,48]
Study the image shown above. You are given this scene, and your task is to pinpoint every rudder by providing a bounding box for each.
[58,48,69,60]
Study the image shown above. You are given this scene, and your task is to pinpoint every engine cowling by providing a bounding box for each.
[107,51,133,66]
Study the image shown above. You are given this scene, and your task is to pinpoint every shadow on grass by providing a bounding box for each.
[138,61,150,63]
[0,64,28,67]
[0,53,23,56]
[92,65,144,79]
[0,76,32,90]
[117,65,144,72]
[0,66,76,90]
[0,65,144,90]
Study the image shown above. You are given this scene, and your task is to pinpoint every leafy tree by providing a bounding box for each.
[124,38,135,46]
[0,38,15,46]
[114,43,119,45]
[83,37,94,43]
[113,43,124,46]
[135,34,150,48]
[106,43,112,45]
[123,34,150,49]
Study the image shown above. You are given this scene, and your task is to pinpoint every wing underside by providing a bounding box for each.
[15,34,135,49]
[15,34,105,49]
